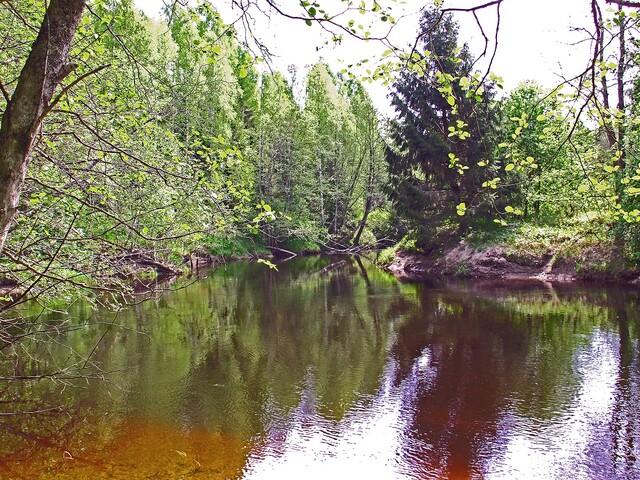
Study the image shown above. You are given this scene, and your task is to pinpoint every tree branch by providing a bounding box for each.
[37,64,110,124]
[441,0,504,13]
[605,0,640,7]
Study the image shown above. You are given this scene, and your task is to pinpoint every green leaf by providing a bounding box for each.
[505,163,515,172]
[257,258,279,271]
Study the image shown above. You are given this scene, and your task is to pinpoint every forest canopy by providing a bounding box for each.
[0,0,639,311]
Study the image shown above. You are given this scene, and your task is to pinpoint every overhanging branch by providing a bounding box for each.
[605,0,640,7]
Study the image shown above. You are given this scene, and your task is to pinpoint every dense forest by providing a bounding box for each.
[0,0,390,307]
[0,0,639,309]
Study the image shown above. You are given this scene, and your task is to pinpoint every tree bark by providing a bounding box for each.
[353,195,372,246]
[0,0,86,253]
[615,6,627,172]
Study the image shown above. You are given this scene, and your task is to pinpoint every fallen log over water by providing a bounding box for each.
[119,250,182,277]
[265,246,297,259]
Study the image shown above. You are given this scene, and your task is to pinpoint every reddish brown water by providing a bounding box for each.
[1,257,638,479]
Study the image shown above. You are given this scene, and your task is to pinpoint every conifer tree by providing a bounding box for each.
[386,9,497,243]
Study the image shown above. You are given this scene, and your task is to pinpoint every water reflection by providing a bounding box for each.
[0,257,639,479]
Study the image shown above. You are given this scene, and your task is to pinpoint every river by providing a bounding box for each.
[0,256,638,479]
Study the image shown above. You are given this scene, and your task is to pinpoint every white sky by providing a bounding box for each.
[134,0,595,113]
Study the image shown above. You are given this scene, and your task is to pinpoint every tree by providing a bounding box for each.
[496,82,591,223]
[0,0,257,305]
[0,0,86,253]
[0,0,402,312]
[303,62,356,237]
[346,80,387,246]
[253,72,302,243]
[386,9,498,245]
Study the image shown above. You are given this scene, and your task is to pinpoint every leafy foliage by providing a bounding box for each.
[0,0,390,308]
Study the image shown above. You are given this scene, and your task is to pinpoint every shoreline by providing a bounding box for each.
[384,242,640,286]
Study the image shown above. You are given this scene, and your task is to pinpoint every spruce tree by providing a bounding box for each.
[386,9,497,245]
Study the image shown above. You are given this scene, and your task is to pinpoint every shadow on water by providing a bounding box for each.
[0,256,638,479]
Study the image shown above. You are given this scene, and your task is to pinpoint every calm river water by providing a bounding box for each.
[0,256,639,479]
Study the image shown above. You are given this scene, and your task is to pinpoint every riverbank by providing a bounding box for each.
[0,234,362,305]
[0,241,273,304]
[385,240,640,285]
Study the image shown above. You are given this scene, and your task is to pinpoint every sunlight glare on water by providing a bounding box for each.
[484,330,620,479]
[242,355,423,480]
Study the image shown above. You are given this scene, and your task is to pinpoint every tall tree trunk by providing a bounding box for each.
[353,143,377,246]
[353,195,372,246]
[258,84,264,198]
[616,5,627,172]
[318,153,325,226]
[593,0,618,150]
[0,0,85,253]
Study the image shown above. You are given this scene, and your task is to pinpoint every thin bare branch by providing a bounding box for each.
[605,0,640,7]
[38,64,110,124]
[440,0,504,14]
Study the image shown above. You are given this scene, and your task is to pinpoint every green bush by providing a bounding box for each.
[205,236,269,257]
[357,227,377,246]
[376,246,396,265]
[282,237,321,253]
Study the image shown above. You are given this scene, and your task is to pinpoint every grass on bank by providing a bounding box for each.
[378,212,638,277]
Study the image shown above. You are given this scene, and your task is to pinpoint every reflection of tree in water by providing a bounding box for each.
[389,282,640,479]
[2,260,640,478]
[609,288,639,477]
[1,256,403,476]
[389,286,529,478]
[173,256,402,432]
